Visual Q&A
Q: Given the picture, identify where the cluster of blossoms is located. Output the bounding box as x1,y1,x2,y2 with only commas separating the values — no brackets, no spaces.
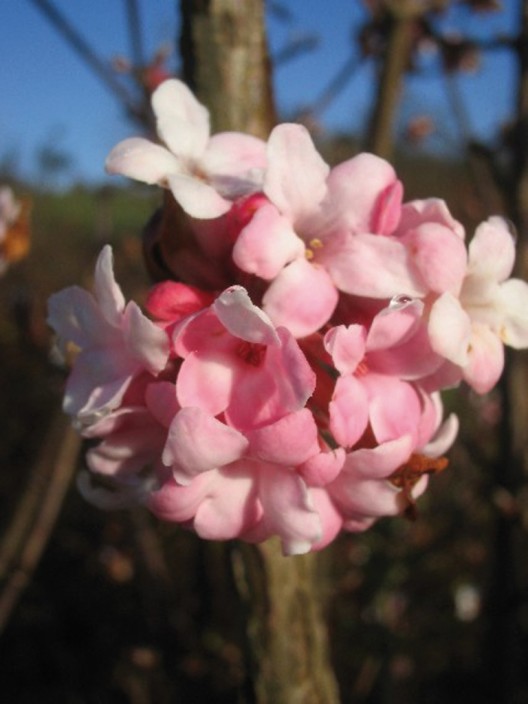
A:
48,79,528,555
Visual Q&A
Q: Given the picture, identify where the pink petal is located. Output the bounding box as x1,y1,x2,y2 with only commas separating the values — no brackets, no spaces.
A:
152,79,210,159
324,324,366,374
363,374,421,444
145,281,214,322
395,198,465,239
105,137,181,184
404,223,467,295
163,407,248,483
148,472,214,523
326,232,424,299
366,301,423,351
264,124,329,222
145,381,180,428
258,463,322,555
329,376,369,449
226,329,315,431
298,448,346,487
326,153,401,234
263,258,338,337
176,349,234,416
367,318,443,381
193,466,261,540
214,286,280,346
344,435,414,478
246,409,319,466
232,203,305,280
333,476,403,518
309,488,343,550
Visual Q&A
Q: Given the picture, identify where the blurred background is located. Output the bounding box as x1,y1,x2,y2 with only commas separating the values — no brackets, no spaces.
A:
1,1,528,702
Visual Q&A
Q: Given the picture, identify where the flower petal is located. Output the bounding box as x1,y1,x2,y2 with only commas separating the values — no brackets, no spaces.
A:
163,407,248,483
247,409,319,466
123,302,170,374
464,323,504,394
94,245,126,326
203,132,267,192
264,124,329,223
327,232,424,299
326,153,401,234
152,79,210,159
232,203,305,280
213,286,280,346
263,258,338,337
497,278,528,348
258,464,322,555
428,292,471,367
167,173,231,219
324,324,366,375
105,137,181,184
468,216,515,282
329,376,369,449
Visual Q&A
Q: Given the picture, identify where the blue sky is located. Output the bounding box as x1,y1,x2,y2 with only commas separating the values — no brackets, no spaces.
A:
0,0,521,185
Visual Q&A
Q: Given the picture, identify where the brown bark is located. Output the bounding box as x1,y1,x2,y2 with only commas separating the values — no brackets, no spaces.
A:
231,541,340,704
178,3,340,702
180,0,276,137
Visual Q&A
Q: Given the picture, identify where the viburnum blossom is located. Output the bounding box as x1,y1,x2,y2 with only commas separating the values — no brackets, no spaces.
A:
106,79,267,219
47,79,528,555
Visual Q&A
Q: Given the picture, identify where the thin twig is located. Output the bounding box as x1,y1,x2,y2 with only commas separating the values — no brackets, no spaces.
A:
27,0,142,121
0,410,80,634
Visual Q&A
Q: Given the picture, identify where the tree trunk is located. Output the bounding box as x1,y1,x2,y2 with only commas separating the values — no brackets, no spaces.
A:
180,0,276,137
178,3,340,702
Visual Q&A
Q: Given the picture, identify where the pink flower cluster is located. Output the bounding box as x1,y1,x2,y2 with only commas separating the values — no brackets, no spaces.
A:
48,79,528,554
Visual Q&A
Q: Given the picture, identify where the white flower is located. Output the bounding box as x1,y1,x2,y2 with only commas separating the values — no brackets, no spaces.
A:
106,79,266,219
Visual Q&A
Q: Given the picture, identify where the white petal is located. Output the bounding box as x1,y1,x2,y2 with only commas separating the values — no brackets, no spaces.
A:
428,293,471,367
167,173,231,219
468,216,515,282
264,123,329,223
105,137,181,184
497,278,528,348
94,246,125,327
213,286,279,346
152,79,210,158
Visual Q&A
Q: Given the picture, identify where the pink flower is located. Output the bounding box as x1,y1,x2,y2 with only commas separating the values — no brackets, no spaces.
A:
47,246,170,423
173,285,315,429
428,217,528,393
106,79,267,219
327,395,458,528
232,124,419,336
324,300,442,450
